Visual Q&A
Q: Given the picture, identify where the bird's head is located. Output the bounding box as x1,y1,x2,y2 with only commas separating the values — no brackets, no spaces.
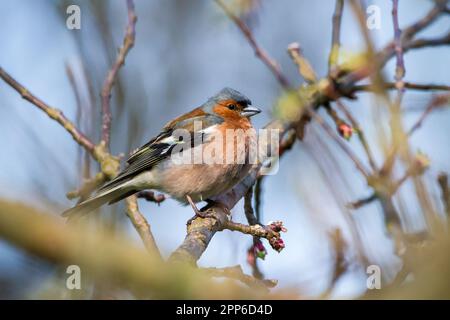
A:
203,87,261,119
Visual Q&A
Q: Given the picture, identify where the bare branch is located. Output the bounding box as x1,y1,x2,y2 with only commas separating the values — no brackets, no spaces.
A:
223,220,286,252
101,0,137,148
215,0,291,88
328,0,344,73
287,42,317,84
348,193,377,209
244,188,258,226
407,32,450,50
334,100,377,170
0,66,96,155
307,107,371,178
392,0,406,94
243,188,265,279
352,82,450,93
322,228,347,298
125,195,161,258
407,93,450,136
338,4,449,94
401,0,448,40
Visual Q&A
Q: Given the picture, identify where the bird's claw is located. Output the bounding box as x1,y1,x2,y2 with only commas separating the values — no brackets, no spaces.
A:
186,208,217,226
186,195,224,226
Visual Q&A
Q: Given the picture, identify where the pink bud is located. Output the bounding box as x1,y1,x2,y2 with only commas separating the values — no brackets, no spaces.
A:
338,123,353,141
254,240,267,260
268,221,287,233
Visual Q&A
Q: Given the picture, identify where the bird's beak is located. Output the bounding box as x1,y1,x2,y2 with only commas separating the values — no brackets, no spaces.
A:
241,106,261,117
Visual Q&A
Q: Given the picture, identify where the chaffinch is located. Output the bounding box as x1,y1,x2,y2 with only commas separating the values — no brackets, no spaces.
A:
63,87,261,217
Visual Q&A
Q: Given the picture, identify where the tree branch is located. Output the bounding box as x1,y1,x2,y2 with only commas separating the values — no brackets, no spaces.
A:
215,0,291,88
287,42,317,84
101,0,137,148
335,100,377,170
352,82,450,93
392,0,405,93
224,219,286,252
328,0,344,74
125,195,161,258
407,93,450,136
0,66,96,155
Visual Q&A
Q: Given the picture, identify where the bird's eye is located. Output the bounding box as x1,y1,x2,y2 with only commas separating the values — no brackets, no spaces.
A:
227,104,237,110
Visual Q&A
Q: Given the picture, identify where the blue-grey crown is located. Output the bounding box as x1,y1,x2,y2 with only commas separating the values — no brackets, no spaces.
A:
202,87,252,113
210,87,252,105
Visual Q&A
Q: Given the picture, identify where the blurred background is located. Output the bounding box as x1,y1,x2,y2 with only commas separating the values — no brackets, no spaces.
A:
0,0,449,299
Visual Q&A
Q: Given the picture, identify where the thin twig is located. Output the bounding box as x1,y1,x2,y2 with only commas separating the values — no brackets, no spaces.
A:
337,4,449,94
408,32,450,49
215,0,291,88
328,0,344,73
324,103,351,137
407,93,450,136
348,193,377,209
401,0,447,41
125,195,161,258
323,228,347,298
66,63,88,184
307,107,370,178
244,188,265,279
334,100,377,171
392,0,405,94
287,42,317,84
352,82,450,93
0,66,96,155
101,0,137,148
349,154,430,210
244,188,258,226
223,220,286,253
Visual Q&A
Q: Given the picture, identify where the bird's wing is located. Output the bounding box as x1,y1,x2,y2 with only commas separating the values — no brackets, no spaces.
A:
97,113,224,192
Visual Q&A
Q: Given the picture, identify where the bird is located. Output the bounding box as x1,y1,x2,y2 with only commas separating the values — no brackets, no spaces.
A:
62,87,261,218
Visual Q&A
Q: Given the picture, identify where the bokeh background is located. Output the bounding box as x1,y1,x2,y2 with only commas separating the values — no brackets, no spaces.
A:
0,0,449,298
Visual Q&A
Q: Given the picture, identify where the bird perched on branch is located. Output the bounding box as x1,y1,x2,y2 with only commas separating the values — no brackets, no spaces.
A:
63,87,261,218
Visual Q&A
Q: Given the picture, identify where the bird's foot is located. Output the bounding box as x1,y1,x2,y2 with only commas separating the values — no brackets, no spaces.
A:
185,196,227,225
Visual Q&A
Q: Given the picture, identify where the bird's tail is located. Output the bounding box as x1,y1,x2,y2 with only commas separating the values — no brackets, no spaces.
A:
62,184,135,218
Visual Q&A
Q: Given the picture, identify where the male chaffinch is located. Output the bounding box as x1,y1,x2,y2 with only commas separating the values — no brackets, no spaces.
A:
63,87,261,217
